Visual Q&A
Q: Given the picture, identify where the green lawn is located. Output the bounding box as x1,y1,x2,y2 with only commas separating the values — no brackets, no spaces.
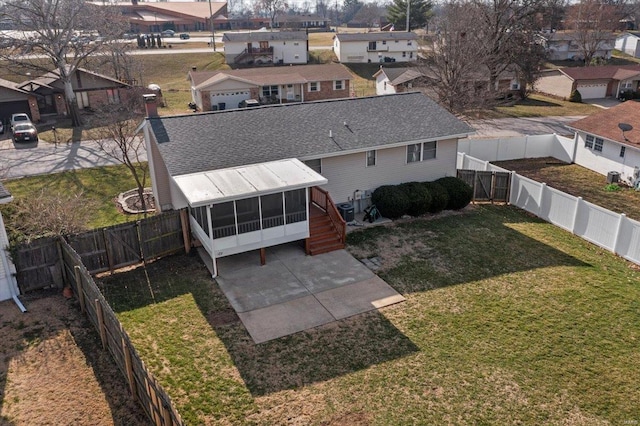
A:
0,164,149,240
97,205,640,424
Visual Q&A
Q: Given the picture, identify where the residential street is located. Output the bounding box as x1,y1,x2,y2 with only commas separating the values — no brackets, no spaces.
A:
0,115,579,180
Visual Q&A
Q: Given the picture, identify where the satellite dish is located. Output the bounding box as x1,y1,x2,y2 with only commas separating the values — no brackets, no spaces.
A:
148,83,161,91
618,123,633,132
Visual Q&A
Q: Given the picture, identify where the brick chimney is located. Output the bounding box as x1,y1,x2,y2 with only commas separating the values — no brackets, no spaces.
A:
143,94,158,118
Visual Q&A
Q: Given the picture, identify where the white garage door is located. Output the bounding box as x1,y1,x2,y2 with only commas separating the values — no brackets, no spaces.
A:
209,91,251,111
576,83,607,99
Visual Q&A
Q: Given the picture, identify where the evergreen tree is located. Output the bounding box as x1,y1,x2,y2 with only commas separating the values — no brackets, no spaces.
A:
386,0,433,31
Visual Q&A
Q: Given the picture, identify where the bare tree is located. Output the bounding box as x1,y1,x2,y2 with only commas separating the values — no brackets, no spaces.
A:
316,0,330,18
259,0,289,28
353,3,384,29
0,0,129,127
565,0,621,65
86,89,149,214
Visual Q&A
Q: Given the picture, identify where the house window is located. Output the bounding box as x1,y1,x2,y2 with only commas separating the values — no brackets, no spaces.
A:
402,51,406,57
304,158,321,174
366,150,376,167
511,82,520,90
622,81,633,89
407,141,437,163
76,91,89,109
620,146,626,158
585,134,594,149
382,40,387,45
368,41,376,50
334,80,344,90
594,137,603,152
262,85,279,97
308,82,320,92
407,41,412,46
294,42,299,46
409,52,413,59
106,89,119,104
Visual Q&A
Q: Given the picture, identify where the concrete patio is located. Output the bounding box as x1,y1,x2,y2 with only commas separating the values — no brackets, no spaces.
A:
208,243,405,344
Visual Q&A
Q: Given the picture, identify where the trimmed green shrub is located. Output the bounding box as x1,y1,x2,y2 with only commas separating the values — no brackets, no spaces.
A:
423,182,449,214
569,89,582,103
371,185,410,219
399,182,432,216
435,176,473,210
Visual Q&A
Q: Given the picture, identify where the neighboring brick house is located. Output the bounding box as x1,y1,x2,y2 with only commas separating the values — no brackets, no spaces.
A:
0,78,40,125
535,65,640,100
16,67,131,118
189,63,354,111
222,31,309,65
333,32,418,63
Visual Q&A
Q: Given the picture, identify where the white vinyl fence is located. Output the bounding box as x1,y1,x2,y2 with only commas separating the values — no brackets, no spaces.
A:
458,134,576,165
459,153,640,266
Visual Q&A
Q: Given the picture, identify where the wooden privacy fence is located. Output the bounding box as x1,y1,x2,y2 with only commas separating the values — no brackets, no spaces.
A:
60,238,184,426
14,210,187,292
457,169,511,203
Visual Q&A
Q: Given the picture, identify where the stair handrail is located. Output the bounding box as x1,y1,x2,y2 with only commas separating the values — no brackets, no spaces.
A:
310,187,346,244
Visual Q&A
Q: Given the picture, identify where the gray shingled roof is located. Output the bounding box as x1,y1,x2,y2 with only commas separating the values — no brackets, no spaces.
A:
148,93,474,177
0,182,12,202
222,31,308,42
335,32,418,42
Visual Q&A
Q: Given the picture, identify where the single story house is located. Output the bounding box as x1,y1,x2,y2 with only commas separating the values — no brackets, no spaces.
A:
273,14,331,30
537,31,616,61
333,32,418,63
16,67,131,117
222,31,308,66
566,100,640,184
141,92,473,271
615,31,640,58
189,63,354,111
0,182,24,312
535,65,640,99
0,78,40,125
101,1,228,33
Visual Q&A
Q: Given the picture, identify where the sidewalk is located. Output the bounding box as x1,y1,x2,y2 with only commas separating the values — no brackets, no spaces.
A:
0,137,147,180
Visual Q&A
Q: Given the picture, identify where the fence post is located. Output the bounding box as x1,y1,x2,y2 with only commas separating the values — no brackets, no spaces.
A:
571,197,583,234
103,228,115,274
122,336,138,402
179,209,191,254
74,265,86,313
56,238,67,288
484,160,490,171
612,213,626,255
537,183,547,217
508,171,517,205
95,299,107,350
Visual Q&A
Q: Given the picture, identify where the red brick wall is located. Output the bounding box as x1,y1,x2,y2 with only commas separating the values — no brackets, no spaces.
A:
305,79,351,101
27,95,40,122
55,93,67,116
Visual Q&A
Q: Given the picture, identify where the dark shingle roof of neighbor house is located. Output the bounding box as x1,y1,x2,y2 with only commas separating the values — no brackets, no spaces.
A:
148,92,474,177
0,182,12,202
561,65,640,81
568,100,640,147
222,31,308,42
190,63,354,89
335,32,418,42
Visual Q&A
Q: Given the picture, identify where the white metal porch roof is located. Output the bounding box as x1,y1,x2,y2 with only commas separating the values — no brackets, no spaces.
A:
173,158,328,207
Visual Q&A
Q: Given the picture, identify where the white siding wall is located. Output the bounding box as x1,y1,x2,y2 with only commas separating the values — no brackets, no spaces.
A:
574,132,640,184
615,34,640,58
336,40,368,62
224,40,307,64
320,138,458,207
376,74,396,95
336,39,417,63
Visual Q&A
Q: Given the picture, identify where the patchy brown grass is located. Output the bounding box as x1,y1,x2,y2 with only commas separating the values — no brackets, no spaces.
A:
494,157,640,221
0,292,148,425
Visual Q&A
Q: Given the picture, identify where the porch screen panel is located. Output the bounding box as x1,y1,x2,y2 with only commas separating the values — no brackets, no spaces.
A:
190,205,210,237
236,197,260,234
285,189,307,224
261,193,284,228
211,201,236,239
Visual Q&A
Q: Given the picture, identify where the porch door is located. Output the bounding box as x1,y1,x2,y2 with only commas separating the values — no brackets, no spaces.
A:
259,41,269,50
247,42,252,52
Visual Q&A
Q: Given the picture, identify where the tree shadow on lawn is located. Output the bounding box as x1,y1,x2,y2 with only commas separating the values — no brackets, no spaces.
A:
97,206,590,396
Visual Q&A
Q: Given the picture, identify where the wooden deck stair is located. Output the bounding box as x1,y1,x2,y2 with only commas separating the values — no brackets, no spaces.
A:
306,187,347,256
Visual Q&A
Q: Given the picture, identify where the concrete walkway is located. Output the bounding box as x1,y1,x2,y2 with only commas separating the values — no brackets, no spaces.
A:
212,243,405,344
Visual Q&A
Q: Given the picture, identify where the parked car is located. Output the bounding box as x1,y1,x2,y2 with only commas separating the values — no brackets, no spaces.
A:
179,33,190,40
238,99,260,108
161,29,175,37
12,123,38,142
10,113,31,132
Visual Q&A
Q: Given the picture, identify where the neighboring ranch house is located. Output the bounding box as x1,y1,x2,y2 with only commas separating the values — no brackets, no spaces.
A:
537,31,616,61
535,65,640,99
141,92,473,271
333,32,418,63
616,31,640,58
189,64,354,111
567,101,640,185
222,31,308,66
374,66,426,95
0,78,40,125
17,67,131,117
0,182,24,312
